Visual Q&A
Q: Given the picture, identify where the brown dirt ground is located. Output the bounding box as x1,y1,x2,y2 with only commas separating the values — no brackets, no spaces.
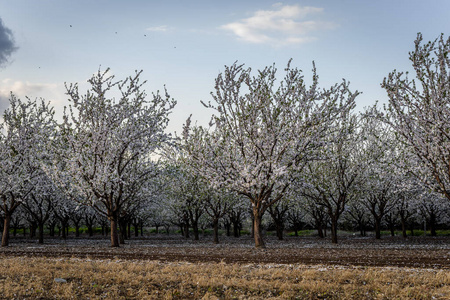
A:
0,235,449,269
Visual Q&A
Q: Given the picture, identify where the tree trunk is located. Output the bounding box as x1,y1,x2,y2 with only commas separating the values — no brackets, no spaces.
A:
134,222,139,237
225,220,231,237
110,218,119,247
75,224,80,237
183,222,190,238
61,223,66,239
316,220,324,238
49,223,55,237
192,222,199,241
253,214,265,248
430,214,437,236
87,224,93,237
38,223,44,244
401,216,407,238
330,218,338,244
30,223,37,238
233,221,240,237
275,222,284,240
375,218,382,239
213,218,219,244
2,215,11,247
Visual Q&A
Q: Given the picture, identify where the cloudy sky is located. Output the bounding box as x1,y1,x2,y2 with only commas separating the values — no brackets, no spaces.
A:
0,0,449,133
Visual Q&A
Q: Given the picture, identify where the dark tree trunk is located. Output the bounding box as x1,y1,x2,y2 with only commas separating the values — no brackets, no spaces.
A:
38,222,45,244
87,224,93,237
233,221,240,237
375,218,382,239
390,226,395,237
183,222,189,239
275,223,284,240
213,219,219,244
316,221,324,238
429,213,437,236
61,224,66,239
110,218,119,247
330,218,338,244
192,222,199,241
2,215,11,247
30,222,37,238
48,222,56,237
224,219,231,237
133,219,139,237
400,216,407,238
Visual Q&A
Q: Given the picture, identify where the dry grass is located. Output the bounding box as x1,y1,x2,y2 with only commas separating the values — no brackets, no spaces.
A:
0,256,448,299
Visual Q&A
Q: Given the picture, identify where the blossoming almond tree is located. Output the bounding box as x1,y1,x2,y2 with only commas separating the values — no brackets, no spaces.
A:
383,33,450,201
0,95,55,246
50,68,175,247
301,110,371,244
183,60,357,248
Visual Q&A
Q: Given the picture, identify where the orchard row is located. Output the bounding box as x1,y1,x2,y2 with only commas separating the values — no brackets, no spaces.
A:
1,33,449,248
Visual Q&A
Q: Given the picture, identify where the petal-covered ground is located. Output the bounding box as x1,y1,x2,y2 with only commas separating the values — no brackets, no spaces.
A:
1,235,449,269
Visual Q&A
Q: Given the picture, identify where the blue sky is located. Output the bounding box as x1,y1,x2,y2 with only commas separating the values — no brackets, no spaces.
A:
0,0,449,133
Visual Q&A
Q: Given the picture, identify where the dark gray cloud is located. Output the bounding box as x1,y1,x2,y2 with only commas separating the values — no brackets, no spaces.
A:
0,17,18,67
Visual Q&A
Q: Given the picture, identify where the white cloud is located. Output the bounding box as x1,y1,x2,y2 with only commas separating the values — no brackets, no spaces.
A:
221,4,336,46
146,25,170,32
0,79,64,117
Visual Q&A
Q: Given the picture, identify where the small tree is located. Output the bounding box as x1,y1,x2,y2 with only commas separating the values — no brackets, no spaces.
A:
183,60,357,248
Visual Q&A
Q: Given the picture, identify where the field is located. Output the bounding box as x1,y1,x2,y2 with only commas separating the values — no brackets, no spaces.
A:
0,235,449,299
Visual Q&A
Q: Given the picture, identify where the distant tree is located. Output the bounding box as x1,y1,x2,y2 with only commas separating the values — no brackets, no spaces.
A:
183,60,357,248
48,68,175,247
360,107,400,239
267,198,291,240
301,111,364,243
417,191,449,236
204,188,238,244
21,173,55,243
344,199,369,236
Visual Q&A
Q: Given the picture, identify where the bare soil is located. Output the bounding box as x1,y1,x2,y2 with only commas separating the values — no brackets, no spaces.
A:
1,235,449,269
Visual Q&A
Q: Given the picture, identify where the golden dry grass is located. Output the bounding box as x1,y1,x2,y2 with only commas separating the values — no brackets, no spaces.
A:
0,256,448,299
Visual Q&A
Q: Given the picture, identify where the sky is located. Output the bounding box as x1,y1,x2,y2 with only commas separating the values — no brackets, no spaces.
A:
0,0,449,134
